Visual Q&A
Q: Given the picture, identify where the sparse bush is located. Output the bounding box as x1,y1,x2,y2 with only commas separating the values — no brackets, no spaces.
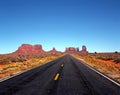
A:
0,59,11,64
95,52,97,54
10,58,26,62
114,59,120,64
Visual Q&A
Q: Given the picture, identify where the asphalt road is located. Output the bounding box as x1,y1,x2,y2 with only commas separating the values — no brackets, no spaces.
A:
0,54,120,95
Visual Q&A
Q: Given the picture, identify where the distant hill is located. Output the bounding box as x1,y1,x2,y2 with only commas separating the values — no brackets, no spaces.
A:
65,45,88,54
13,44,61,55
1,44,88,55
47,48,61,54
14,44,45,54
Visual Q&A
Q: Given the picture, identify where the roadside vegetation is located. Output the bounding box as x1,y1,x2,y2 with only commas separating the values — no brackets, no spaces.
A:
73,53,120,82
0,53,64,79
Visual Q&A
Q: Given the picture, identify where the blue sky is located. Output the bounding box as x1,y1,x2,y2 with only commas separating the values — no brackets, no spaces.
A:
0,0,120,54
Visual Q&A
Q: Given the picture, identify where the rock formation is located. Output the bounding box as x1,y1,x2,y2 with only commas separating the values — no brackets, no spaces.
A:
13,44,88,55
65,45,88,54
48,48,60,54
79,45,88,54
65,47,78,53
14,44,45,54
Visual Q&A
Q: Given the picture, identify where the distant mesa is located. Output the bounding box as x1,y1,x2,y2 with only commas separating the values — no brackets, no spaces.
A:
14,44,61,55
12,44,88,55
14,44,45,54
65,45,88,54
80,45,88,54
47,47,61,54
65,47,79,53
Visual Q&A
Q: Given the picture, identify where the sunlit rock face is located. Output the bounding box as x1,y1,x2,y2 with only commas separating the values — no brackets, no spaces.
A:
48,48,60,54
80,45,88,54
14,44,45,54
65,47,78,53
65,45,88,54
13,44,88,55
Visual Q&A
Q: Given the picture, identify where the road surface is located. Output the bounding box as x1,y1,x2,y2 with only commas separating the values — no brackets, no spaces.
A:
0,54,120,95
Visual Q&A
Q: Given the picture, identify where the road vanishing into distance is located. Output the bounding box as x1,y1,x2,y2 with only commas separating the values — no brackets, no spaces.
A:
0,54,120,95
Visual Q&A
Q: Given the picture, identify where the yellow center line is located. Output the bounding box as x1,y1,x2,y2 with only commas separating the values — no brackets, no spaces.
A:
61,64,64,67
54,73,60,81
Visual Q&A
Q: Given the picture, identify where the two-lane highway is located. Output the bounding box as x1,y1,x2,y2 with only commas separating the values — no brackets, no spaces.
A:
0,54,120,95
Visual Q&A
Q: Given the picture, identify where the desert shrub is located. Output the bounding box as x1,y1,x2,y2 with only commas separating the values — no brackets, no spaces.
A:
115,51,118,53
0,59,11,64
94,52,97,54
114,59,120,64
97,57,112,60
10,57,26,62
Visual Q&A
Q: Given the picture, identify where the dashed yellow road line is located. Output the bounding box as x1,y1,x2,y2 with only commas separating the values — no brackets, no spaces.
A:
61,64,64,67
54,73,60,81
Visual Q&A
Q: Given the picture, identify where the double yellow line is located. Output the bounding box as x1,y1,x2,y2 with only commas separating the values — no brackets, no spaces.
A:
54,64,64,81
54,73,60,81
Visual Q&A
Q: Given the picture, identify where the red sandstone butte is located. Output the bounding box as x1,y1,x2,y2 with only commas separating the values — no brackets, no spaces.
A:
48,48,60,54
14,44,45,54
80,45,88,54
65,45,88,54
65,47,79,53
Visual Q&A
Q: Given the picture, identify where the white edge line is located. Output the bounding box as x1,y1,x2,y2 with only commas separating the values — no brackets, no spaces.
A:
77,58,120,87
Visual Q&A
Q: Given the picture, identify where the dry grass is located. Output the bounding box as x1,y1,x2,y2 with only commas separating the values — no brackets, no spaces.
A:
72,53,120,82
0,53,64,79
